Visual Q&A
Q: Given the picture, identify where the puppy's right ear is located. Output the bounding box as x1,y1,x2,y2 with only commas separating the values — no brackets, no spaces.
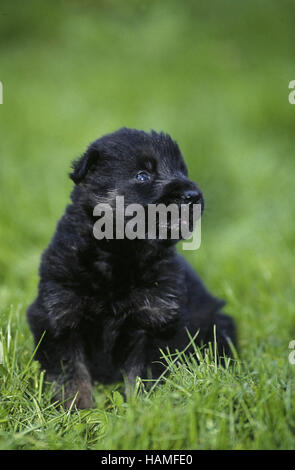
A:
70,145,100,184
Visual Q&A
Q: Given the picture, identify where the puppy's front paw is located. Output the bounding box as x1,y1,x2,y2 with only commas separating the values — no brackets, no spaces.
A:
53,379,94,410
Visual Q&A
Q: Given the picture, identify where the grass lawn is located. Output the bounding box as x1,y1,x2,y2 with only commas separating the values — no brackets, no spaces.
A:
0,0,295,450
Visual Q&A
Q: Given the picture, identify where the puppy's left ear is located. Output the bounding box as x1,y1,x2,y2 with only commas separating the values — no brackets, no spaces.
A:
70,145,100,184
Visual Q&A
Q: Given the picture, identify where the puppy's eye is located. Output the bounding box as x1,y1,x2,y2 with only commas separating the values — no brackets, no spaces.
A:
136,171,150,182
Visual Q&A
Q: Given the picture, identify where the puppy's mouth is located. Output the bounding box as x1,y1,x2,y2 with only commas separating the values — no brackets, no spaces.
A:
148,186,204,240
161,208,201,240
142,194,203,241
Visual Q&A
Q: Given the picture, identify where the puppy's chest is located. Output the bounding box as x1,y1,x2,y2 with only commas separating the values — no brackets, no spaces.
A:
109,269,186,327
91,255,187,328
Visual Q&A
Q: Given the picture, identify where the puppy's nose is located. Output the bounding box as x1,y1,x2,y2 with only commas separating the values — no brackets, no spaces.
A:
182,190,202,205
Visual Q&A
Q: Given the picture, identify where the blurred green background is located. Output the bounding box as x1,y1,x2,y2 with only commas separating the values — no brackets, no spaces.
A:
0,0,295,449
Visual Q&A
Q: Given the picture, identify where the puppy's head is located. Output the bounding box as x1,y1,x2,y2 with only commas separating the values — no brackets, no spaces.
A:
70,128,203,242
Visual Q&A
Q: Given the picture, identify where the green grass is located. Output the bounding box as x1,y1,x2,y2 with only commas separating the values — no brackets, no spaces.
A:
0,0,295,450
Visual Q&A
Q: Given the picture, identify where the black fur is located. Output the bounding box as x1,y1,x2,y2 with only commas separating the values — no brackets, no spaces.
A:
27,128,236,408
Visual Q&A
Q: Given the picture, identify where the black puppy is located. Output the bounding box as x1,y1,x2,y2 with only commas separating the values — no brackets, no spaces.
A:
27,128,236,408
